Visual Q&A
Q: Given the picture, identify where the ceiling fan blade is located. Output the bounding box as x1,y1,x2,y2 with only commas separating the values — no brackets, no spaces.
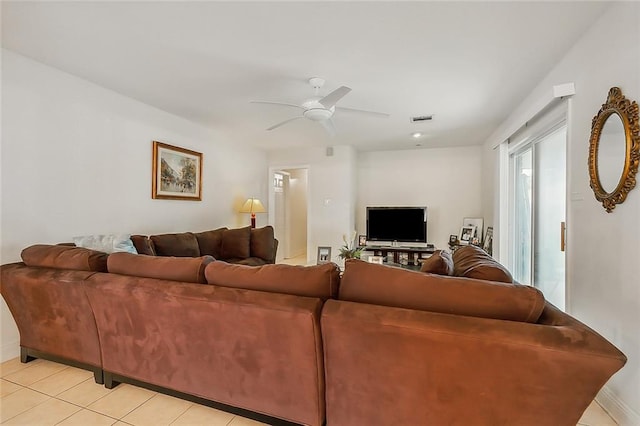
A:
320,118,337,138
250,100,303,110
319,86,352,109
335,106,390,117
267,116,303,131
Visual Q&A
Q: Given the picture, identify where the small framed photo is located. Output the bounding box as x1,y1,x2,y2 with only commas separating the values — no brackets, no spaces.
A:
449,234,458,244
367,255,384,264
317,246,332,264
358,235,367,246
483,227,493,254
459,225,476,245
463,217,483,240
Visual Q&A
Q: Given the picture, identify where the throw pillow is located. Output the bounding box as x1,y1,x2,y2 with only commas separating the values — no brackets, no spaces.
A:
339,259,544,323
220,226,251,259
73,234,137,254
452,245,513,283
194,227,227,258
130,235,156,256
21,244,109,272
108,252,214,283
149,232,200,257
419,250,453,275
250,226,276,262
204,261,341,300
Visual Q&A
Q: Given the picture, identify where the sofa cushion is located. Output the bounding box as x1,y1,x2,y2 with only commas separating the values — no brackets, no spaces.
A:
419,250,453,275
220,226,251,259
107,252,213,283
453,245,513,283
250,226,276,261
339,259,544,323
73,234,137,254
21,244,108,272
130,235,156,256
150,232,200,257
195,227,227,258
205,261,341,299
227,257,270,266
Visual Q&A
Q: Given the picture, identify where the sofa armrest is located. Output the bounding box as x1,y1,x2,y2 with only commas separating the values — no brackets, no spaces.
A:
321,299,626,426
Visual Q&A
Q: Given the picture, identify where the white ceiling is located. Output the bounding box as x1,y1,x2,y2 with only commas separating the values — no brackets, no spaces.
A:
1,1,608,152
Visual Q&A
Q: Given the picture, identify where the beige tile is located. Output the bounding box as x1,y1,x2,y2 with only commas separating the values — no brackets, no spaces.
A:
57,377,114,407
87,383,155,419
29,366,93,396
3,359,68,386
3,397,81,425
121,393,191,426
0,357,43,378
56,408,118,425
228,415,269,426
0,387,50,422
171,403,235,426
0,378,24,397
578,400,617,426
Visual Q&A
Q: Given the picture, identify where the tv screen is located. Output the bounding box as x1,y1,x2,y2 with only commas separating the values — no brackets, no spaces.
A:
366,207,427,244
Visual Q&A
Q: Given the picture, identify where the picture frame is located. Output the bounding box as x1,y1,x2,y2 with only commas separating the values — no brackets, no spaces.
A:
367,255,384,265
463,217,483,241
152,141,202,201
317,246,332,264
459,225,476,245
358,235,367,246
483,226,493,255
449,234,459,244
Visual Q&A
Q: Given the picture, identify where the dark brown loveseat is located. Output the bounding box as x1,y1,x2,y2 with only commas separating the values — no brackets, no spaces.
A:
130,225,278,266
0,244,626,426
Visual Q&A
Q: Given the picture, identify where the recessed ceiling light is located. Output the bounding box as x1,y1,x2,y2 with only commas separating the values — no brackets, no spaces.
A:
412,132,423,138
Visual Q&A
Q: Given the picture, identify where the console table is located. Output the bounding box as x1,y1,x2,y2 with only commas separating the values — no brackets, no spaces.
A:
359,245,435,269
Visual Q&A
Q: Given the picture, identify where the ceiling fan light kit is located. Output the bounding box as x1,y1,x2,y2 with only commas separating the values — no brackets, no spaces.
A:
250,77,389,136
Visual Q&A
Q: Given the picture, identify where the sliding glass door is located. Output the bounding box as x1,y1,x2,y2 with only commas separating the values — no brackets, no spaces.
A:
510,125,566,310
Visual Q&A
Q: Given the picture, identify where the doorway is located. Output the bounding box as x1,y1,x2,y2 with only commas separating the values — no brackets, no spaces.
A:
270,167,308,264
509,123,567,310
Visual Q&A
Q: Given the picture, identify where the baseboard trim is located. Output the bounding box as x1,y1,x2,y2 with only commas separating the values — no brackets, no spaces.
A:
597,385,640,426
1,339,19,363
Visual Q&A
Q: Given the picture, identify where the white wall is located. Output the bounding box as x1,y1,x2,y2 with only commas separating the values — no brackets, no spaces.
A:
268,146,356,266
357,146,483,250
483,3,640,423
1,49,268,361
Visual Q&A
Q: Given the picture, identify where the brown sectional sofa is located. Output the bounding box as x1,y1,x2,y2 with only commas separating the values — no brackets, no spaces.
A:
0,244,627,426
131,225,278,266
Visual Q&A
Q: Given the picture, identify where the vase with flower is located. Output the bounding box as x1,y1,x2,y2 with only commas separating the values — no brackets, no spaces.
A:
338,231,362,260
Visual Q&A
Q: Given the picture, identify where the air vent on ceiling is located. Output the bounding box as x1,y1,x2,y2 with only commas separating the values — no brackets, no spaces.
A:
410,115,433,123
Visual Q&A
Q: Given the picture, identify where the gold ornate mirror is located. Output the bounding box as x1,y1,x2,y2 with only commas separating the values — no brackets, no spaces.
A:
588,87,640,212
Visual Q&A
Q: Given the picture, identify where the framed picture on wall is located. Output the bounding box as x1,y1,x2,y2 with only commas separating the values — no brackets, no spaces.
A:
152,141,202,201
317,246,332,264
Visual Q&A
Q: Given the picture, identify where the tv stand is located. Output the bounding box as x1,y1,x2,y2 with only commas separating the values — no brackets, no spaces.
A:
360,245,435,268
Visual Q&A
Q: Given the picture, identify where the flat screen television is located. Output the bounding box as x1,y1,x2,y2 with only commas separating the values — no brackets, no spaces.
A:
366,206,427,244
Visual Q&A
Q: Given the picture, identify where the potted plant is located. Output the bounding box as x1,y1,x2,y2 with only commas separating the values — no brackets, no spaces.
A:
338,231,362,260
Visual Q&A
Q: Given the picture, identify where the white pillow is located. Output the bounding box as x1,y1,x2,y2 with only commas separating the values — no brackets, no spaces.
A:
73,234,138,254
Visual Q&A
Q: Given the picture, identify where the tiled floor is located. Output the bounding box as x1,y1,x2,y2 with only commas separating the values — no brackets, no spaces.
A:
279,253,308,266
0,358,267,425
0,357,617,425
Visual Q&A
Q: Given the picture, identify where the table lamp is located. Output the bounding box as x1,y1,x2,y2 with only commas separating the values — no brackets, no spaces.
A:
239,198,266,228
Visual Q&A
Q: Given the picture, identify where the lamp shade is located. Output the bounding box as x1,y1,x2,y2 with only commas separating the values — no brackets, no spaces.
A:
239,198,266,214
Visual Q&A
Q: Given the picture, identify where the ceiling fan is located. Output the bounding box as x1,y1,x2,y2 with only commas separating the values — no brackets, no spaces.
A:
250,77,389,136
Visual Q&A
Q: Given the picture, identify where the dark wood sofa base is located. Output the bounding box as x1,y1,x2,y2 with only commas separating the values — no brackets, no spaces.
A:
103,371,301,426
21,346,104,384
